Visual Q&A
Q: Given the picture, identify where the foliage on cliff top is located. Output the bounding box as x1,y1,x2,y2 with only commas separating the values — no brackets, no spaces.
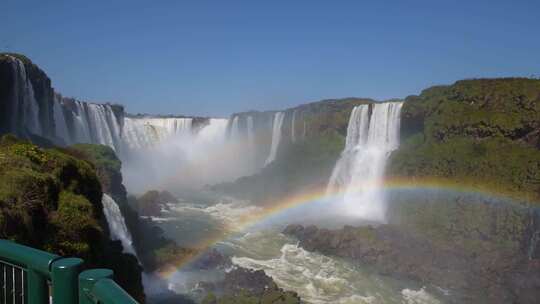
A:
0,136,145,301
0,134,103,257
390,78,540,203
69,143,121,172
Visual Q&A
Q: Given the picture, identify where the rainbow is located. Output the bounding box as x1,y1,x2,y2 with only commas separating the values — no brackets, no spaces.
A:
156,177,538,278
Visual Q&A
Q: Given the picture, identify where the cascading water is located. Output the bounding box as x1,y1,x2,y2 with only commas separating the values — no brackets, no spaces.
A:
102,193,138,256
53,96,70,143
246,116,255,147
291,110,296,143
51,98,125,150
70,101,92,143
229,116,240,139
121,117,193,149
327,102,403,221
8,56,42,135
264,112,285,166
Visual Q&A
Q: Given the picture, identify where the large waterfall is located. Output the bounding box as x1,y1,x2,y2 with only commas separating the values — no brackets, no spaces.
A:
327,102,403,221
122,117,193,149
265,112,285,166
52,96,124,150
291,110,297,143
4,55,42,135
102,193,138,256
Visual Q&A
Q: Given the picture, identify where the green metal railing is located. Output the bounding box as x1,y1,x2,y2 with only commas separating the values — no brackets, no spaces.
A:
0,239,138,304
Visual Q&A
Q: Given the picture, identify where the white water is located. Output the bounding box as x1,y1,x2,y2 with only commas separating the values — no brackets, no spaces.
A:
246,116,255,147
101,193,137,256
51,98,125,150
120,117,261,192
121,117,193,149
224,231,441,304
264,112,285,166
53,96,70,142
291,110,297,142
8,56,42,135
327,102,403,221
229,116,240,139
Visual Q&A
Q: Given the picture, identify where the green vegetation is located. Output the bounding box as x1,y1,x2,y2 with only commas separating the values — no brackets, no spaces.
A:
389,78,540,203
69,143,191,273
0,135,144,302
0,134,102,250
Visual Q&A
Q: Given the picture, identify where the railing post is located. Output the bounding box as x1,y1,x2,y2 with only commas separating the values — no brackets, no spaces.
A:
26,269,48,304
79,269,113,304
50,258,84,304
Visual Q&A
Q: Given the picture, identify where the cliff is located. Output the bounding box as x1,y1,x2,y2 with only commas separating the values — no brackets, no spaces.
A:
389,78,540,203
0,135,144,301
0,53,210,152
0,54,56,140
70,145,192,273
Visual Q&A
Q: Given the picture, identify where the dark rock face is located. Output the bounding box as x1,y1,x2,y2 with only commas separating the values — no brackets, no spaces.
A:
284,222,540,304
201,267,302,304
0,54,56,139
136,190,177,216
190,249,231,270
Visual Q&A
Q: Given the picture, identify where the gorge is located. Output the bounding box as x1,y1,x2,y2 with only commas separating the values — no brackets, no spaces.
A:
1,53,539,304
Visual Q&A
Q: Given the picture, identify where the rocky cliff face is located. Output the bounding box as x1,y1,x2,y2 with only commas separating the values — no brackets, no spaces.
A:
0,54,56,139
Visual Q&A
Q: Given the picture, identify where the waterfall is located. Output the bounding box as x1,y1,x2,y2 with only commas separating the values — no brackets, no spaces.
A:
327,102,403,221
87,104,117,148
71,101,92,143
121,117,193,150
8,56,42,135
264,112,285,166
53,96,70,143
101,193,137,256
291,110,296,143
246,116,255,146
197,118,228,144
229,116,240,139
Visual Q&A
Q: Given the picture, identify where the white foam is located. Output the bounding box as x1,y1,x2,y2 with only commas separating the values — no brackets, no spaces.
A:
231,243,374,304
401,287,441,304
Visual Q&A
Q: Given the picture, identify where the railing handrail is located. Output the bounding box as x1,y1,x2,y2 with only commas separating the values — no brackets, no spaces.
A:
0,239,59,277
0,239,139,304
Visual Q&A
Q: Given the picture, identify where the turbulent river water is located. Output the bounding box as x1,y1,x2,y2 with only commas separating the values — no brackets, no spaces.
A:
148,191,444,304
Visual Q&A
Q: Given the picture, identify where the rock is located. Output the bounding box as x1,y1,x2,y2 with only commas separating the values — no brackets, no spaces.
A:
200,267,301,304
283,222,540,304
136,190,177,216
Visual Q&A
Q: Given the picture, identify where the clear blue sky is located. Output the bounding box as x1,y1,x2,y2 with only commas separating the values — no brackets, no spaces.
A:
2,1,539,117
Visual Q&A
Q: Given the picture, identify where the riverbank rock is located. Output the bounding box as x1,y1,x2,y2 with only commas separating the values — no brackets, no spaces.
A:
283,221,540,304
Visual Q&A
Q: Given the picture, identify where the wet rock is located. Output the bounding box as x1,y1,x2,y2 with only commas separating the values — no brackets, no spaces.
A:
283,223,540,304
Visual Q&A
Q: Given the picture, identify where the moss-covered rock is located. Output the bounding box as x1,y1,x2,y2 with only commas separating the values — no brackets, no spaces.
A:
0,135,145,302
389,78,540,203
